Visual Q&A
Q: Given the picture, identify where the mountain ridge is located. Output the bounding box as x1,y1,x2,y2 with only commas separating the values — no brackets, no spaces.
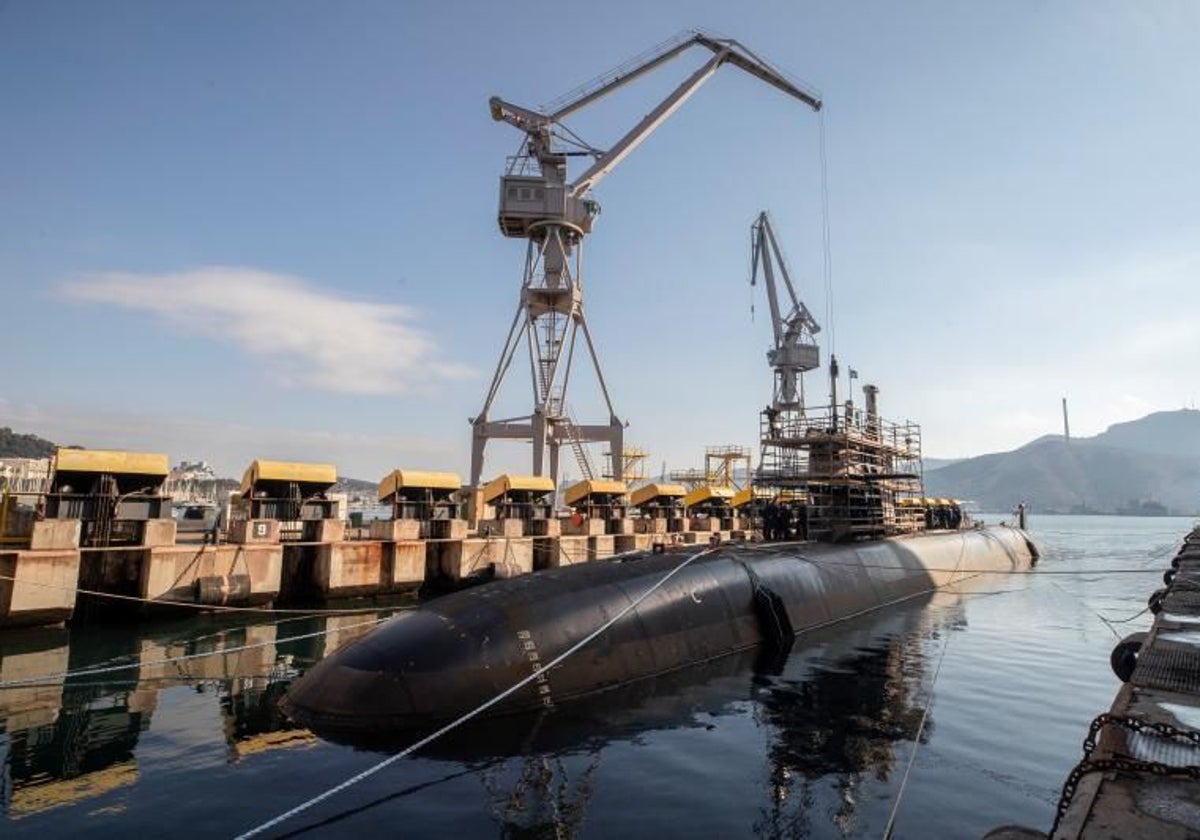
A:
925,409,1200,514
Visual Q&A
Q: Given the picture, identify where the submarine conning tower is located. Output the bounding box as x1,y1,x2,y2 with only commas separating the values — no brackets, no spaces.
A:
757,376,929,543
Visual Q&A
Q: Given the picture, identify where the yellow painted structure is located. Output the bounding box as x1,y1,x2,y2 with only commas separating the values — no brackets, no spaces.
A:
53,448,168,477
630,483,686,508
240,460,337,495
482,474,555,504
564,479,628,508
898,497,960,508
377,470,461,502
683,484,736,509
731,486,773,509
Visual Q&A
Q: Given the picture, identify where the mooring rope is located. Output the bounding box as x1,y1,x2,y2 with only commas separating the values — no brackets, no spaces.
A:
0,616,392,690
881,534,969,838
233,546,719,840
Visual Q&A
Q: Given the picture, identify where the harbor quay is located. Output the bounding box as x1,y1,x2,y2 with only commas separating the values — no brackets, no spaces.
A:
0,449,758,628
1046,523,1200,838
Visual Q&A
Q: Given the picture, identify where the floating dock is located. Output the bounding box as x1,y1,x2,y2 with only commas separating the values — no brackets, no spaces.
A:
1050,524,1200,838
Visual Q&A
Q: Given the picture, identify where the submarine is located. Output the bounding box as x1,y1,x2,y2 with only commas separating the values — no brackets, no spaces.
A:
283,526,1036,734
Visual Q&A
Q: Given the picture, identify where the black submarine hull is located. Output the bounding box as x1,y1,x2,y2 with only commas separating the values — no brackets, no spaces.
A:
282,527,1036,733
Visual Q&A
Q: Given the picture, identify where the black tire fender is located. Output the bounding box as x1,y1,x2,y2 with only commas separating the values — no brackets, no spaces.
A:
1110,632,1148,683
1148,588,1167,615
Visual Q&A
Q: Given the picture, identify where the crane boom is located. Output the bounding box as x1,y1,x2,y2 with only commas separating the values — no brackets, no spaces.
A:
750,211,821,409
490,29,822,201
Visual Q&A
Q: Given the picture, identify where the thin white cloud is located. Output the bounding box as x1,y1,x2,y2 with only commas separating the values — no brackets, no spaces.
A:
61,267,473,395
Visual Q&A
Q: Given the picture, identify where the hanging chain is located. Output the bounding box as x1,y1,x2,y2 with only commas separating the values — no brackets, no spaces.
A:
1050,713,1200,837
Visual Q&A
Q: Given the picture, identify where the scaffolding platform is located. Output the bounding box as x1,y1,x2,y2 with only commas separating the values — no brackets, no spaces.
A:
757,404,924,542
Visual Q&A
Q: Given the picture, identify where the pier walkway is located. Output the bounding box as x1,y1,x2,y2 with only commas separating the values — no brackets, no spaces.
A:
1051,525,1200,838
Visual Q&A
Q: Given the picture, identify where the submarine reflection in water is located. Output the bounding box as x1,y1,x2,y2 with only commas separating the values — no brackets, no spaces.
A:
300,593,962,839
0,615,385,821
284,528,1034,732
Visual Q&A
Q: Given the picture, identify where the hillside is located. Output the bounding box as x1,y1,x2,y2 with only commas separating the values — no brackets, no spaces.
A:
0,427,56,459
925,410,1200,514
1089,408,1200,457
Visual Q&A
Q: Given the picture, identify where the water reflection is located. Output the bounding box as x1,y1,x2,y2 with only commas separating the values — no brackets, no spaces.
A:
0,613,387,820
0,591,967,835
753,611,962,837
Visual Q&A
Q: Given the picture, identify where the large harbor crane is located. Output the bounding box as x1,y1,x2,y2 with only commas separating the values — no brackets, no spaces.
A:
750,210,822,411
470,30,823,490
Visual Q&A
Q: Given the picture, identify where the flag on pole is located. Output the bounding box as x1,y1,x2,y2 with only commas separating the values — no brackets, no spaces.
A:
849,368,859,380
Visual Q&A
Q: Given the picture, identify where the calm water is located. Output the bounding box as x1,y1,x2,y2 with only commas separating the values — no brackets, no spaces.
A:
0,515,1188,837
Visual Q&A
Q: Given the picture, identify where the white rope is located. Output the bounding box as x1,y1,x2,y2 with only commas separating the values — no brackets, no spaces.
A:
880,535,969,838
234,546,718,840
0,616,391,689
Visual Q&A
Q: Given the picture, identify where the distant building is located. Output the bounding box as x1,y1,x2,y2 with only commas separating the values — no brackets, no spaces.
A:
0,457,51,495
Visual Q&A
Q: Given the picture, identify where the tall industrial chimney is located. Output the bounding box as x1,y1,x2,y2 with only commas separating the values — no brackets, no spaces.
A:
1062,397,1071,442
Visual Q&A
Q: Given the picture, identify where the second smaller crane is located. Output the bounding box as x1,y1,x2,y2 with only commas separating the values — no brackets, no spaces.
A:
750,211,821,411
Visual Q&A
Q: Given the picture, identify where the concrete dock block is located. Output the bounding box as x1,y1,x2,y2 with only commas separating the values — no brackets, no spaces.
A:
141,544,283,605
432,537,533,580
634,518,667,535
477,519,524,539
0,549,81,627
614,534,637,554
614,533,658,554
393,540,426,587
313,542,388,597
561,517,606,536
141,518,177,548
369,519,421,542
228,519,281,545
304,540,425,598
495,538,534,578
314,519,345,543
558,535,589,566
588,535,616,561
29,520,81,551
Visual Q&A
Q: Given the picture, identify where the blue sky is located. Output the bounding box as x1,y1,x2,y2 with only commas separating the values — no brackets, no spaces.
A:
2,1,1197,479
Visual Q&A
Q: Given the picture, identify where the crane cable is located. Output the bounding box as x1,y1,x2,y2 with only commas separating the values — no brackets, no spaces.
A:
818,108,835,357
234,545,719,840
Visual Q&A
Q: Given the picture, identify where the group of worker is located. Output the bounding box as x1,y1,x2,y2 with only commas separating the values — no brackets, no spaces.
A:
761,502,808,542
925,502,963,530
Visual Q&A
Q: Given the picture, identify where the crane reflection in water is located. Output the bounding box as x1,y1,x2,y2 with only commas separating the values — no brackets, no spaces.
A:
0,593,965,836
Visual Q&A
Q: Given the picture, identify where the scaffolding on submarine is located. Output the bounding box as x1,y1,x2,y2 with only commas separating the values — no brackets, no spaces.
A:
757,394,925,542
